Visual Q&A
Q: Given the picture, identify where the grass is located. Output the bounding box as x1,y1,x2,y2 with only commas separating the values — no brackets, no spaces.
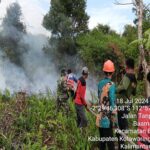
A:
0,92,99,150
0,81,144,149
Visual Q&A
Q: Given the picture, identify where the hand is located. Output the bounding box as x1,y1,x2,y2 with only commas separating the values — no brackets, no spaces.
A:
96,114,101,120
96,114,101,127
85,105,90,112
86,101,93,108
111,107,117,114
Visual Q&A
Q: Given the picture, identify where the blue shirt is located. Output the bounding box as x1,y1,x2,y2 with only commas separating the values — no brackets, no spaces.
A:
67,73,78,83
98,77,116,110
98,77,116,128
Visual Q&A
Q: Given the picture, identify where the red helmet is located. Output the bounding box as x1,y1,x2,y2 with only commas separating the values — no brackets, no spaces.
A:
103,60,115,72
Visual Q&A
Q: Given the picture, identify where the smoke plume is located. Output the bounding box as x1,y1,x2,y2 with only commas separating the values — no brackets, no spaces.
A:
0,2,59,93
0,34,58,93
0,2,98,98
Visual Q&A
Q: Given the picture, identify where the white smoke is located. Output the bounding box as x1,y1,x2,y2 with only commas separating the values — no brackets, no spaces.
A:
0,34,58,94
0,2,97,96
0,50,29,92
22,33,58,93
85,75,98,102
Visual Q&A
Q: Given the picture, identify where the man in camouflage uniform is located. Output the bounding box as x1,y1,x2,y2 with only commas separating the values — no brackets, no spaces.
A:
57,69,69,115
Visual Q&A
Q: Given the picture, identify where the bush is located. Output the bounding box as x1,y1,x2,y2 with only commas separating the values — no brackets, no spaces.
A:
0,93,99,149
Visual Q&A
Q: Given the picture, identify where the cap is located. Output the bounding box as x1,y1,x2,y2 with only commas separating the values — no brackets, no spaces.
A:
82,66,89,74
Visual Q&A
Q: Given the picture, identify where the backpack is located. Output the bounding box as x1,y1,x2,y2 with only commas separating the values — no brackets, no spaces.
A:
96,82,114,127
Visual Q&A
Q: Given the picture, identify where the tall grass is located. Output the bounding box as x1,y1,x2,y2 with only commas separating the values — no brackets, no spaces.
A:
0,93,99,150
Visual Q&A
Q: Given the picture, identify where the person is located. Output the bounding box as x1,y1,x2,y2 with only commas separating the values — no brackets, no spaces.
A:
137,71,150,150
57,69,69,115
97,60,117,150
74,67,89,129
117,58,137,150
67,69,78,98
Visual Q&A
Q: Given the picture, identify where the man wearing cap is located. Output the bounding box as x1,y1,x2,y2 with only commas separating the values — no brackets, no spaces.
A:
74,67,89,129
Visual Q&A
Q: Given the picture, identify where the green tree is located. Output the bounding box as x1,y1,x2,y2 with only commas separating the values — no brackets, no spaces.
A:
133,6,150,33
77,24,127,76
122,25,138,59
2,2,26,33
143,8,150,32
96,24,117,35
129,28,150,62
0,2,27,66
123,24,137,44
43,0,89,67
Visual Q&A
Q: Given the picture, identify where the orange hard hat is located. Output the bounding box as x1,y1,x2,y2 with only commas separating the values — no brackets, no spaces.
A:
103,60,115,72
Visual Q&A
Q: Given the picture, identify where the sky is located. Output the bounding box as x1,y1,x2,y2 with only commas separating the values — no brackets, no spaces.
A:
0,0,149,35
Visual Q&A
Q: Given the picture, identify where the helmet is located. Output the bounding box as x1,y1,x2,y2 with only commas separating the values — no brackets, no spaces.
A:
103,60,115,72
82,66,89,74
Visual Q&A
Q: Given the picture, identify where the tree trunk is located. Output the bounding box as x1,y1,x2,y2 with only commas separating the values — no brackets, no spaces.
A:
136,0,150,97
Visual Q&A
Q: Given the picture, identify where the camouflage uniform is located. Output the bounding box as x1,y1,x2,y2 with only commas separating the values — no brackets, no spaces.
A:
57,76,69,115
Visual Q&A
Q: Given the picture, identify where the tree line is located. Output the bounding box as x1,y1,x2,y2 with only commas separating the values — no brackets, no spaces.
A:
43,0,150,96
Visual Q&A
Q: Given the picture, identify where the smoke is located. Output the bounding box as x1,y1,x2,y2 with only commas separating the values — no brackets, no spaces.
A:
0,33,58,93
85,76,98,102
0,2,98,97
0,2,59,94
0,50,29,92
21,34,58,93
0,29,97,96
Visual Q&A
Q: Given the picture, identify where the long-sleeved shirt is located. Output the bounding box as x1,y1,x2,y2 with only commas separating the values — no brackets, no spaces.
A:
98,77,117,128
117,73,137,106
98,77,116,111
74,76,86,106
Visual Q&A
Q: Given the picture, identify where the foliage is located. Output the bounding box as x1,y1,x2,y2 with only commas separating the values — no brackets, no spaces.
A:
0,82,146,149
143,8,150,32
43,0,89,69
2,2,26,33
123,24,137,44
133,6,150,33
144,28,150,50
125,40,139,60
129,28,150,62
0,93,99,149
125,5,150,60
0,2,27,66
77,24,127,75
